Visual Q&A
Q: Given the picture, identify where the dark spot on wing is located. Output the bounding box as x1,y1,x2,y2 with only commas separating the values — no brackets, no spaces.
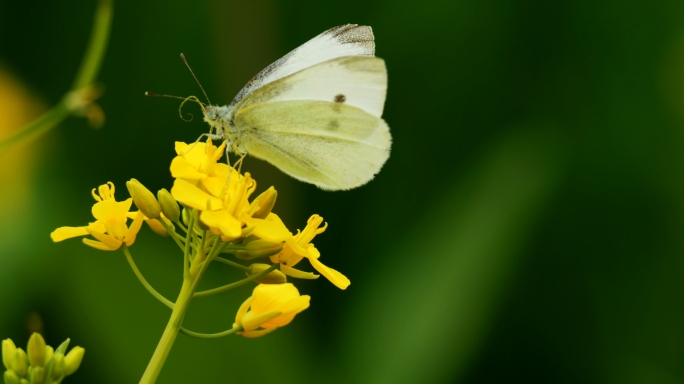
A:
334,94,346,103
327,120,340,130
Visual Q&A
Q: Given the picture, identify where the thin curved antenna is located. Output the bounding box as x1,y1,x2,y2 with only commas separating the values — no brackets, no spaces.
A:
178,95,206,121
180,53,211,105
145,92,206,122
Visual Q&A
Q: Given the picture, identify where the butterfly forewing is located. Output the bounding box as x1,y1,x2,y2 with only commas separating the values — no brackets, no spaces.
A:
229,24,376,107
234,56,387,118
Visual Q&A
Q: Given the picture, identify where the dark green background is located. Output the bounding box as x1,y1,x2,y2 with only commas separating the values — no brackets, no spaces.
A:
2,0,684,382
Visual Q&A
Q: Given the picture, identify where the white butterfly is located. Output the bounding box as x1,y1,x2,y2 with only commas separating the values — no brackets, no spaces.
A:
178,24,391,191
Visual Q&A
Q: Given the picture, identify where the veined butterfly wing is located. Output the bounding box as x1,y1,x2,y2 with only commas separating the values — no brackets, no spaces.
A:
229,24,375,107
229,51,390,190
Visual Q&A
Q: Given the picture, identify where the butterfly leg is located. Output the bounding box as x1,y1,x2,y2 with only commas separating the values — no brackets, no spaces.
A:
180,133,223,155
232,153,247,174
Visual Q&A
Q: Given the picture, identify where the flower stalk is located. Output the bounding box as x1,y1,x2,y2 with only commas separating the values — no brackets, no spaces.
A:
0,0,113,153
51,139,347,383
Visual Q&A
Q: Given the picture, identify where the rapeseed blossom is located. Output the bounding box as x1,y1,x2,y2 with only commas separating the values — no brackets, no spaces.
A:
234,283,310,338
51,182,144,250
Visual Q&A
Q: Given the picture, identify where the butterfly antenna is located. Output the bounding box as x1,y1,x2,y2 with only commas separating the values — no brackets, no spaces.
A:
147,93,205,121
145,92,189,101
180,53,212,105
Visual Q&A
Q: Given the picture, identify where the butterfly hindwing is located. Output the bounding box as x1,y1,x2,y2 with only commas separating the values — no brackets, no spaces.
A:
234,100,391,190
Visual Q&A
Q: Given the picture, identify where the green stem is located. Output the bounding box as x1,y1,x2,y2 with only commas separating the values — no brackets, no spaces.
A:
139,277,194,384
138,224,228,383
123,246,173,309
183,212,195,280
0,0,113,153
158,219,185,251
194,264,278,298
180,325,243,339
175,220,188,233
72,0,113,89
220,245,246,254
214,257,249,271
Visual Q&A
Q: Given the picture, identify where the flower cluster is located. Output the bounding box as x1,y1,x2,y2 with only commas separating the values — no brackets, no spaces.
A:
51,139,350,339
2,333,84,384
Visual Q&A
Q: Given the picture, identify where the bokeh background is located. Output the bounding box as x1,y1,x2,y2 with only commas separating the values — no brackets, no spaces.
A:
2,0,684,382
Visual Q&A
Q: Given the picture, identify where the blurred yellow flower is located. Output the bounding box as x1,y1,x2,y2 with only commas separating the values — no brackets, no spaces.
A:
271,215,350,290
50,182,144,250
234,283,310,338
170,140,290,242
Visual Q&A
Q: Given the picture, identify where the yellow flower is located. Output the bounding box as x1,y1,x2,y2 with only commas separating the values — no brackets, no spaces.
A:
50,182,144,251
234,283,310,338
170,140,290,242
271,215,350,290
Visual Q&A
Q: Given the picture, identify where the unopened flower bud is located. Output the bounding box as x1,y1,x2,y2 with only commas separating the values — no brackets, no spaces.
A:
251,187,277,219
126,179,161,219
11,348,28,377
50,353,64,379
4,370,19,384
158,188,180,222
30,366,45,384
2,338,17,370
64,347,84,376
246,239,283,259
182,208,190,225
247,263,287,284
235,250,250,260
145,217,174,237
43,346,53,367
27,333,46,367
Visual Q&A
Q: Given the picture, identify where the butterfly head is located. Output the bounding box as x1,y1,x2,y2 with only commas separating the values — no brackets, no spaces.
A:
203,105,236,141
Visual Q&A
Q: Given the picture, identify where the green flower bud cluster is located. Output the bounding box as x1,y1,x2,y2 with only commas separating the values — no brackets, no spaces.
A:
126,180,181,237
2,334,84,384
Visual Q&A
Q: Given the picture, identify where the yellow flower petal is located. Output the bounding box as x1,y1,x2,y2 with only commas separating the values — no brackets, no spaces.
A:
124,211,145,246
309,256,350,290
82,238,115,251
92,198,132,221
200,209,242,239
175,141,206,166
240,327,279,338
241,311,283,331
280,264,319,280
86,227,122,250
261,297,310,328
51,226,89,242
286,236,312,257
234,284,310,337
171,179,223,210
248,218,292,243
201,169,234,197
170,157,205,181
234,296,254,326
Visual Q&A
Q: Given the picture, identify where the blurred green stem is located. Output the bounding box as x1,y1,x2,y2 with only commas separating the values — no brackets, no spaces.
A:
214,256,250,271
123,246,174,309
194,263,278,298
180,325,243,339
139,226,225,384
158,218,185,250
139,276,195,384
0,0,113,153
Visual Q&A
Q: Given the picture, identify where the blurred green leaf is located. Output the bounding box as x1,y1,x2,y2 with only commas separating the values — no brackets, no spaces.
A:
340,126,568,384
